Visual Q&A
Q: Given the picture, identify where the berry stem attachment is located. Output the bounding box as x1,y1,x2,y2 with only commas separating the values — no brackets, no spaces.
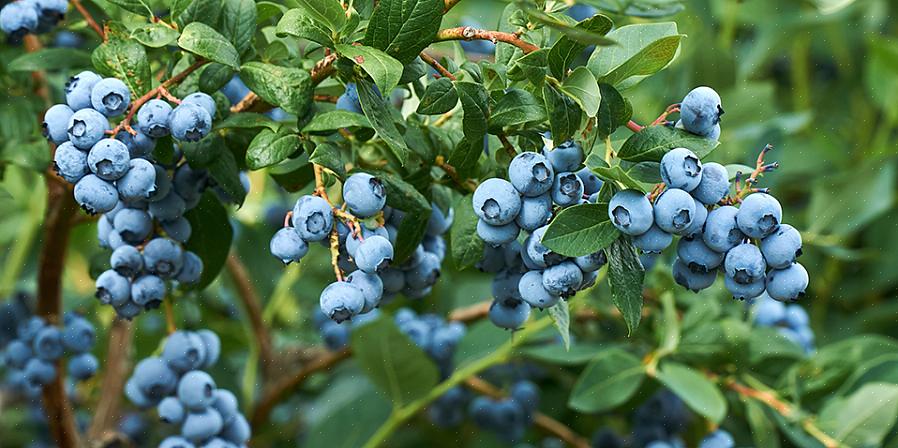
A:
156,86,181,104
729,144,776,202
163,296,176,334
652,103,681,126
497,133,518,158
626,120,644,133
311,53,340,86
434,27,541,54
419,52,456,81
329,229,344,282
71,0,105,40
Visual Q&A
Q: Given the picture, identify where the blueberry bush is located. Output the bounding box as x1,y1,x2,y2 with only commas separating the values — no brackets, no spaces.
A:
1,0,896,447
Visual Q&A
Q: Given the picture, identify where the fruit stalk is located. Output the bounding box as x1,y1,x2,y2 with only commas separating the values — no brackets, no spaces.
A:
419,52,456,81
71,0,105,39
226,253,276,375
86,318,133,440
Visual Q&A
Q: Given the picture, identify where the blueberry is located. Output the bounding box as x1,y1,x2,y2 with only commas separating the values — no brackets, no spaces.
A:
269,227,310,264
343,173,386,217
405,251,441,289
24,357,56,386
115,300,144,320
137,99,173,137
147,164,173,203
173,163,207,202
513,193,551,231
574,250,606,272
509,152,555,197
477,219,520,246
707,124,721,141
510,380,539,412
699,430,734,448
653,189,696,235
576,167,603,195
423,234,446,259
518,270,559,309
525,225,565,267
660,148,703,191
131,275,165,309
91,78,131,116
53,141,89,184
143,238,185,278
43,104,74,144
632,224,673,254
702,206,745,252
68,353,99,381
0,1,38,38
62,317,95,353
489,298,531,330
65,71,102,111
567,3,597,21
158,396,186,424
162,216,192,243
347,270,384,313
473,178,522,226
222,75,250,105
210,388,238,424
542,261,583,297
676,236,724,273
182,408,224,443
32,0,67,31
736,193,782,239
379,267,405,294
430,325,463,360
220,414,251,445
579,270,599,290
336,83,363,113
67,108,110,150
759,223,802,269
87,139,131,181
149,191,186,221
551,172,584,207
178,370,217,411
18,316,46,342
427,204,454,236
170,103,212,142
163,331,207,373
320,281,365,323
766,263,809,302
116,158,157,201
609,190,654,236
33,326,63,360
785,304,809,327
724,273,765,301
132,356,179,400
398,318,432,349
319,321,349,350
352,235,393,273
683,198,708,237
4,339,32,369
724,243,766,284
182,92,217,118
672,258,717,292
753,295,785,326
680,86,723,136
544,140,583,172
196,329,220,368
96,269,131,306
291,195,333,241
113,208,153,244
492,269,524,303
692,162,729,205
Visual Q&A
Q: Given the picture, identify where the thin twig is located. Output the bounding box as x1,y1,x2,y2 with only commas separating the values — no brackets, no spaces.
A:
311,53,339,86
419,52,456,81
448,300,491,323
435,27,540,54
229,92,260,113
443,0,463,13
70,0,105,40
497,133,517,158
626,120,644,133
314,94,339,103
434,156,476,193
226,253,275,376
87,318,133,441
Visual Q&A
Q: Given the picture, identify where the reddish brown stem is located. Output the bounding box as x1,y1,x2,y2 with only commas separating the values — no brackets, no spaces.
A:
313,94,339,103
435,27,540,54
70,0,105,40
229,92,260,113
419,52,456,81
448,300,491,323
311,53,339,86
444,0,463,12
626,120,644,132
226,253,275,376
87,318,133,441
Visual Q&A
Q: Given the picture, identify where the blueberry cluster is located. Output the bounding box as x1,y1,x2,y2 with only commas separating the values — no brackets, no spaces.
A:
270,172,452,323
472,141,607,329
752,293,814,353
125,330,251,447
1,310,97,399
0,0,68,42
631,390,691,448
674,86,724,141
395,308,466,376
697,430,735,448
468,380,540,442
312,308,381,350
610,144,807,302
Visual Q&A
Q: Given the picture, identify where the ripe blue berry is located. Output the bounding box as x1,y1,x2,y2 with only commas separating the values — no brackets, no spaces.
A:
724,243,766,285
336,83,363,113
660,148,702,191
4,339,32,369
88,138,130,180
113,208,153,244
525,226,564,268
143,237,184,278
131,275,165,308
149,191,187,221
760,223,802,269
542,261,583,297
672,258,716,292
170,103,212,142
702,206,745,253
510,380,539,412
43,104,74,144
676,236,724,273
691,162,729,205
576,167,603,195
158,396,186,424
489,299,531,330
724,273,765,301
574,250,606,272
766,262,809,302
508,152,554,197
196,329,220,368
96,269,131,306
426,204,454,236
178,370,217,411
347,270,384,313
163,331,207,373
182,92,217,118
62,317,95,353
736,193,782,239
53,141,89,184
159,436,194,448
320,281,365,323
220,414,251,445
473,178,522,226
699,429,734,448
477,219,520,246
18,316,46,342
137,99,173,137
117,158,158,201
683,199,708,237
116,129,155,158
65,71,103,111
343,173,386,217
147,163,173,203
515,193,553,231
68,352,99,380
680,86,723,136
133,356,179,399
380,267,405,294
67,108,110,149
354,235,394,273
291,195,333,241
24,357,56,386
653,188,696,235
0,2,38,38
518,270,559,309
33,325,63,360
632,224,673,254
91,78,131,116
609,190,653,236
181,408,224,443
162,216,192,243
551,172,584,207
211,389,238,423
270,227,308,264
544,140,583,172
405,251,442,290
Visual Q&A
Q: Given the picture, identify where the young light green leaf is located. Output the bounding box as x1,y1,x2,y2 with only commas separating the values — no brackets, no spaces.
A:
130,24,180,48
450,194,484,271
184,192,234,289
489,89,546,129
543,83,582,144
246,128,302,169
656,362,727,423
548,301,571,350
335,44,403,93
178,22,241,69
517,1,616,47
617,125,719,163
363,0,444,64
302,110,373,133
560,67,601,117
293,0,346,36
417,78,458,115
357,79,410,164
818,383,898,446
569,348,645,412
587,22,683,88
548,14,614,78
607,237,645,335
8,49,91,72
542,203,619,257
448,82,489,177
239,62,313,115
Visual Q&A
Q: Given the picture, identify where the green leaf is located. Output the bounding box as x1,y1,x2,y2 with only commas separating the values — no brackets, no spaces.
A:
105,0,153,15
92,34,152,95
239,62,313,116
656,362,727,423
449,194,484,270
276,8,333,46
522,342,607,365
199,63,234,93
607,237,644,335
269,156,314,192
416,78,458,115
617,126,719,163
748,327,807,364
184,192,234,289
335,44,404,94
587,22,683,89
130,23,181,48
304,380,390,448
543,83,582,144
808,161,895,236
207,149,247,205
448,82,489,178
560,67,601,117
548,301,571,350
292,0,346,37
363,0,444,64
507,49,548,85
745,400,781,448
357,79,410,164
220,0,257,55
246,128,302,169
8,48,92,72
376,171,431,262
542,203,619,257
302,110,372,133
178,22,241,69
172,0,221,27
351,317,439,408
309,142,346,179
568,348,645,412
589,163,646,191
518,2,616,47
489,89,546,129
215,112,279,131
596,83,632,138
818,383,898,446
548,14,614,78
